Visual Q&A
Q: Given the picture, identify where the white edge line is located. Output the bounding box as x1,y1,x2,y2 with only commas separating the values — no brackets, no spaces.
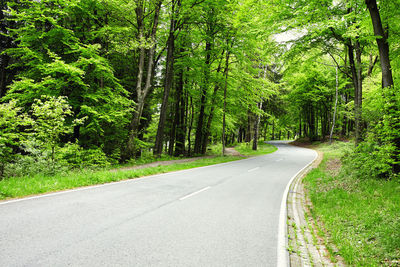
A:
0,147,280,206
179,186,211,201
276,148,318,267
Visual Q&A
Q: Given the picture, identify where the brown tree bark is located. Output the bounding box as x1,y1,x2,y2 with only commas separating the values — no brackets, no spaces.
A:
365,0,394,88
194,40,212,154
252,102,262,150
154,0,180,156
174,68,186,156
125,0,162,160
222,50,230,155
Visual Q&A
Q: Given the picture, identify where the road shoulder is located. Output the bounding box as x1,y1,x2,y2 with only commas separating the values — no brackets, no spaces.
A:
286,147,345,266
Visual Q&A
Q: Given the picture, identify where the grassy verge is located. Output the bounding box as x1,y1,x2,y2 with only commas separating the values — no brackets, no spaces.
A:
303,141,400,266
235,141,277,156
0,156,241,200
0,142,278,200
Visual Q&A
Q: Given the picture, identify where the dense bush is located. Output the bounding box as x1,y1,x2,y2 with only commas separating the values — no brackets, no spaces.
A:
343,87,400,179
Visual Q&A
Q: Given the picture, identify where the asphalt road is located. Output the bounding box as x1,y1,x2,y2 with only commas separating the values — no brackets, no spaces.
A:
0,141,316,267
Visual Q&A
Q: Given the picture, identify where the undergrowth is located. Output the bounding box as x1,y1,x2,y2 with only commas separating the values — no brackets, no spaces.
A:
303,141,400,266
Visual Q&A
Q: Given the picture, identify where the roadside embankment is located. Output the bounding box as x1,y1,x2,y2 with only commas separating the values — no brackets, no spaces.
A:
289,140,400,266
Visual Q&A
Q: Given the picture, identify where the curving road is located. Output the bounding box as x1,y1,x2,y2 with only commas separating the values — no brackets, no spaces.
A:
0,141,316,267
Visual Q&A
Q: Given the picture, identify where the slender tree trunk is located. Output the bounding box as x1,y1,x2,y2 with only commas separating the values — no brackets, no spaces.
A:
168,96,178,155
125,0,162,159
154,6,176,155
330,66,339,144
252,102,262,150
187,96,194,156
194,40,212,154
222,51,230,156
174,68,186,156
355,40,363,143
272,121,275,140
299,116,302,137
245,110,252,143
347,42,362,145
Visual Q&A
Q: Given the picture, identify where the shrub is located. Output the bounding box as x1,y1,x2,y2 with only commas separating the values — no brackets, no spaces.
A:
0,100,32,178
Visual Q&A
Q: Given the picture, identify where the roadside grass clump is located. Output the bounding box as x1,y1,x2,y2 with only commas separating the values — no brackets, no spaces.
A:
235,141,277,156
0,156,242,200
303,141,400,266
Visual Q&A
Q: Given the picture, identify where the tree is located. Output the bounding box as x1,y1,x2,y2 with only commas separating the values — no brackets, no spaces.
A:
5,0,131,158
0,100,32,178
31,96,83,173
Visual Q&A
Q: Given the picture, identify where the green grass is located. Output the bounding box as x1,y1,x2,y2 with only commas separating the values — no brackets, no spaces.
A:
235,141,277,156
0,141,279,201
303,141,400,266
0,156,244,200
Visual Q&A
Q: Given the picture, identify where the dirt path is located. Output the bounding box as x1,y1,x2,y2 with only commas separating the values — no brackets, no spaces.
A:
224,147,244,156
111,147,244,172
111,155,216,172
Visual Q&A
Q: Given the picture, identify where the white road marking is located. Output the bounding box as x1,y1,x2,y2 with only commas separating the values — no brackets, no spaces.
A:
247,167,260,172
179,186,211,201
276,158,283,162
276,149,318,267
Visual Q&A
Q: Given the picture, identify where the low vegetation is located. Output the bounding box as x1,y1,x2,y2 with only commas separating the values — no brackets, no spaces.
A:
303,141,400,266
0,143,276,200
235,141,277,156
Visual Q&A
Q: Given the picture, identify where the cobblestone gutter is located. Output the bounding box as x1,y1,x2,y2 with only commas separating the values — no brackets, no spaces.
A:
286,151,345,267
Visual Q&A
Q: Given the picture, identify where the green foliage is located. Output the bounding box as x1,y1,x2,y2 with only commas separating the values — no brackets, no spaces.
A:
31,96,83,173
235,142,277,156
58,142,111,168
5,0,132,156
0,100,32,177
344,86,400,178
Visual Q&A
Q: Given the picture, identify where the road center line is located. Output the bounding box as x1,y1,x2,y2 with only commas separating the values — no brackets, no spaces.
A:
179,186,211,201
248,167,260,172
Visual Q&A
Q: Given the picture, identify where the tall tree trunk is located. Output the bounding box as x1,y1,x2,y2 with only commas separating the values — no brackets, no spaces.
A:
194,41,212,154
187,96,194,156
348,41,362,145
154,5,176,155
125,0,162,160
355,40,363,143
365,0,394,88
252,102,262,150
168,96,177,155
330,66,339,144
222,49,230,155
272,121,275,140
245,109,252,143
174,68,186,156
299,116,302,137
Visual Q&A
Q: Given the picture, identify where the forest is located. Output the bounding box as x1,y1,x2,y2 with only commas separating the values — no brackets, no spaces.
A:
1,0,399,180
